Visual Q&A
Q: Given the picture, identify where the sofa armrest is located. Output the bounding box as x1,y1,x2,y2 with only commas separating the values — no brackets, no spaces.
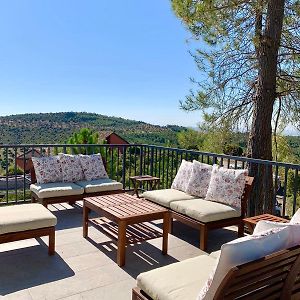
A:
241,176,254,218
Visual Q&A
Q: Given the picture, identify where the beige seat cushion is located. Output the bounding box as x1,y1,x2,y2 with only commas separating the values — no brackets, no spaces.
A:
75,179,123,193
137,255,217,300
30,182,84,199
209,250,221,260
170,198,241,223
0,203,57,235
142,189,195,208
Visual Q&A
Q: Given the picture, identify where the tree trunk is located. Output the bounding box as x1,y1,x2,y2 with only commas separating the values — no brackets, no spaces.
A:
247,0,285,215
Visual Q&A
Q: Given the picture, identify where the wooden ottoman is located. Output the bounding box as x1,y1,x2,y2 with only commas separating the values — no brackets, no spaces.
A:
0,203,57,255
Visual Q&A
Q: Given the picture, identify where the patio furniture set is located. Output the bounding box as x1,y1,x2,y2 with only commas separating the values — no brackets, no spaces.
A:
1,153,300,299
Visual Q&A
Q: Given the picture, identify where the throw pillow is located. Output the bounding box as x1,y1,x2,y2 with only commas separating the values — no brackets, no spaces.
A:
171,159,193,192
59,154,85,182
205,165,248,208
79,153,108,181
197,226,290,300
291,208,300,224
32,156,63,184
253,220,300,248
185,160,213,198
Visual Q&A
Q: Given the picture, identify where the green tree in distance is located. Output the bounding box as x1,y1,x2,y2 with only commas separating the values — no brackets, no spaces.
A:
172,0,300,214
67,128,104,154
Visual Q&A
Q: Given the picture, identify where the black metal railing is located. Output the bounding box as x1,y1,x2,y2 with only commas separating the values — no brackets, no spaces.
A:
0,143,299,217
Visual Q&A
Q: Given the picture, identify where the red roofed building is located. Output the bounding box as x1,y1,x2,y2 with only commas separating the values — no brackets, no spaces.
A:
98,131,129,153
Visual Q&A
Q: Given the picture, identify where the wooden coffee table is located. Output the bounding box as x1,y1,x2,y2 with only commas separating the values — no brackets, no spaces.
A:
243,214,289,234
83,193,169,266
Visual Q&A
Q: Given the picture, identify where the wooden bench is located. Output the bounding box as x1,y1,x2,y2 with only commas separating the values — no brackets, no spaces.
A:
132,245,300,300
0,203,57,255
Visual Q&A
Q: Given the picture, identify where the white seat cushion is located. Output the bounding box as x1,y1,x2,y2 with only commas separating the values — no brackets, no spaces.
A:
75,179,123,193
30,182,84,198
0,203,57,234
170,198,241,223
137,255,217,300
142,189,196,208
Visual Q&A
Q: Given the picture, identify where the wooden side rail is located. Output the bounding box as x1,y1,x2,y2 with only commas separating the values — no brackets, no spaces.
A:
0,226,55,255
132,245,300,300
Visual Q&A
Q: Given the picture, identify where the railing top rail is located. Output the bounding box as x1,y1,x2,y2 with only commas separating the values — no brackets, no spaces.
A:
0,143,300,170
143,144,300,170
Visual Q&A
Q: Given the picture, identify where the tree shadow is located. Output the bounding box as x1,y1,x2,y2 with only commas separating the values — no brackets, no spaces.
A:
86,237,178,278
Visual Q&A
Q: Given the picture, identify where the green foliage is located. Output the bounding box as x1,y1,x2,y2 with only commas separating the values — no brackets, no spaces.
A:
7,166,23,175
223,144,243,156
177,129,204,150
0,112,184,146
172,0,300,136
67,128,103,155
273,135,298,164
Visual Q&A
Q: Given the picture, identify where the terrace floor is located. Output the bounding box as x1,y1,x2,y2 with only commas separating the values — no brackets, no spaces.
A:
0,202,238,300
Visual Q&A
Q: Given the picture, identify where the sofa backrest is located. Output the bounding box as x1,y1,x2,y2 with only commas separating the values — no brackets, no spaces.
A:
29,156,108,184
214,244,300,300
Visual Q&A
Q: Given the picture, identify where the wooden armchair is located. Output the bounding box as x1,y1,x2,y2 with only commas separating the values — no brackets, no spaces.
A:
132,245,300,300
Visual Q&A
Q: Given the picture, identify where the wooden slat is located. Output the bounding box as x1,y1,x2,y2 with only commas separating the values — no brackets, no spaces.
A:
90,218,162,244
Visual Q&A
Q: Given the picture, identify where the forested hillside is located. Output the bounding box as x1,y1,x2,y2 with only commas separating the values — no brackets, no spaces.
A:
0,112,185,145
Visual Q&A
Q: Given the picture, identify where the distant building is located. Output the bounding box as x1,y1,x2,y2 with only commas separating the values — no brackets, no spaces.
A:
16,149,41,172
98,131,129,153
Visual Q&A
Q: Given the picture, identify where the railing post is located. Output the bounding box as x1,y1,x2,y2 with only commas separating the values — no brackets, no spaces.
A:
139,146,143,176
122,146,126,190
150,146,154,176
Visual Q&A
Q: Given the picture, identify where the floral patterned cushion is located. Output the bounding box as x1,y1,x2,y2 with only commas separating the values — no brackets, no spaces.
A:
186,160,213,198
59,154,85,182
79,154,108,181
32,156,63,184
171,159,193,192
205,165,248,208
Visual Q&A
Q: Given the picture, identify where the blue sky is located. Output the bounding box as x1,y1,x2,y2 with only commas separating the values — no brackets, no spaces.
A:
0,0,202,127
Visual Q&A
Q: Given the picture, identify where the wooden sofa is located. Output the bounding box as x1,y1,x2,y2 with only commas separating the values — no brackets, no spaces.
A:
29,158,123,207
143,176,254,251
132,245,300,300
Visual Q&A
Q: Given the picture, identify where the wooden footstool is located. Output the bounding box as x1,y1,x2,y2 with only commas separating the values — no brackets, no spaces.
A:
243,214,289,234
0,203,57,255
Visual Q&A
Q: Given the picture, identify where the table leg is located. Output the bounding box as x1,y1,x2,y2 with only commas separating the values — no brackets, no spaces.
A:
117,220,127,266
162,212,170,255
132,180,139,198
83,203,89,238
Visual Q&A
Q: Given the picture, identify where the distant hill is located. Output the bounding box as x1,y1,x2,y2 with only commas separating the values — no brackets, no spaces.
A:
0,112,186,145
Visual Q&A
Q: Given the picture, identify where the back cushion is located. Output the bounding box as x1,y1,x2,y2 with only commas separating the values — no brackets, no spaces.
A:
59,154,85,182
79,154,108,181
171,160,193,192
291,208,300,224
199,226,290,300
254,220,300,248
205,165,247,208
32,156,63,184
185,160,213,198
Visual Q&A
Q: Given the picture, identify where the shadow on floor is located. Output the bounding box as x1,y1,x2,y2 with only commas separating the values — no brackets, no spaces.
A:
49,203,98,232
86,237,178,278
152,220,238,252
0,246,75,296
